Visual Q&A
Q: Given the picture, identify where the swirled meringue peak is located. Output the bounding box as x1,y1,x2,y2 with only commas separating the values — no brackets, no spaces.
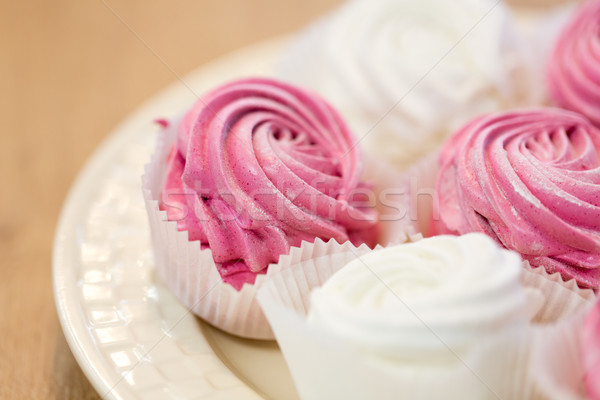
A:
583,297,600,399
277,0,538,169
308,233,528,365
160,78,378,290
548,0,600,127
435,108,600,288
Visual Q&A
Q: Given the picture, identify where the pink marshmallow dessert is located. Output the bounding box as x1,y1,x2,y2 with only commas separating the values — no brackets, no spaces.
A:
433,108,600,289
547,0,600,127
143,77,380,339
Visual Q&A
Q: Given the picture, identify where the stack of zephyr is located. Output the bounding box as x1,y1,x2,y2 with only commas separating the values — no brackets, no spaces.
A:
141,0,600,399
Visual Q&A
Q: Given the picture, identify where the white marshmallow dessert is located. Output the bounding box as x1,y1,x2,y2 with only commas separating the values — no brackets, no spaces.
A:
277,0,539,170
307,234,530,366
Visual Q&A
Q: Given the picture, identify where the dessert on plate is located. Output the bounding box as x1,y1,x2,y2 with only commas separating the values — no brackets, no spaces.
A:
143,77,381,339
433,108,600,289
135,0,600,397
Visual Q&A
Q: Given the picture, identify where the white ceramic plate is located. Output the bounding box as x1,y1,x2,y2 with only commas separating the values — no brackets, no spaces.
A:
53,37,301,400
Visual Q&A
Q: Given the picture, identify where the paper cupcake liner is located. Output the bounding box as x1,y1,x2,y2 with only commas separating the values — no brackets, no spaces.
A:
257,253,557,400
527,307,591,400
521,262,596,399
142,120,414,339
521,262,597,324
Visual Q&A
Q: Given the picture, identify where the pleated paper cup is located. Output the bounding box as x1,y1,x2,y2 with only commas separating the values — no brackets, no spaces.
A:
257,252,554,400
142,120,414,339
527,307,591,400
519,264,596,400
521,262,597,324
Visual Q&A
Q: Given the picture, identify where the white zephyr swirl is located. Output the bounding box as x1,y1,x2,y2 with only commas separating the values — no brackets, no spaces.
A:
308,234,528,365
278,0,538,169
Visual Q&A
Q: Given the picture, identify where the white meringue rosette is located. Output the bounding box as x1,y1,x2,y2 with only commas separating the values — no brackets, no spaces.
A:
277,0,540,170
258,234,545,399
143,117,415,339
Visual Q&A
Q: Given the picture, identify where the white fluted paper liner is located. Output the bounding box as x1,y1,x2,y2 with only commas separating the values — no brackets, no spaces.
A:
142,120,414,339
257,255,562,400
522,262,597,324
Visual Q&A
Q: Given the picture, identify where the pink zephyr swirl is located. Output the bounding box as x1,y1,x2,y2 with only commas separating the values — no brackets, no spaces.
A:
583,298,600,400
435,108,600,288
160,78,378,290
547,0,600,126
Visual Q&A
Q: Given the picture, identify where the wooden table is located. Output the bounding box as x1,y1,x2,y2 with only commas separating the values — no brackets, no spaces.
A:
0,1,341,398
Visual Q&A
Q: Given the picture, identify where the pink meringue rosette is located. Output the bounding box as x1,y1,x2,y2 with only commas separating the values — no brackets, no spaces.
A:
398,108,599,398
143,77,414,339
547,0,600,126
432,108,600,289
401,109,596,321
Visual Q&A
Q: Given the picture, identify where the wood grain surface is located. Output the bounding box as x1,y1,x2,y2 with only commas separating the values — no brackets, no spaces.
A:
0,1,341,398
